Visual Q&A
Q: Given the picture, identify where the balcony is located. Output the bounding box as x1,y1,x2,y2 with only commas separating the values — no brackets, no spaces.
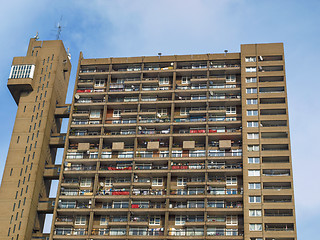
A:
265,223,294,231
60,189,93,196
64,165,96,171
54,228,88,236
132,189,166,196
97,189,130,196
168,229,204,236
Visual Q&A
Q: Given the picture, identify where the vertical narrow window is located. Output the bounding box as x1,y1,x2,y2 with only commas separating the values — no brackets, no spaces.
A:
50,63,52,70
48,72,50,79
20,209,24,217
22,157,25,165
23,106,26,112
25,185,28,194
51,54,54,60
18,222,21,230
10,168,13,176
16,136,20,143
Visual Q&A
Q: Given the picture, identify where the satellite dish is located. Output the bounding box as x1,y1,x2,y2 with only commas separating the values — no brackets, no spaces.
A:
138,126,142,130
75,94,80,99
210,91,213,96
157,113,161,118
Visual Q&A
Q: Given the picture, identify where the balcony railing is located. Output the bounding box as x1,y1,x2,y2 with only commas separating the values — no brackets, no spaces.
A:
54,229,88,236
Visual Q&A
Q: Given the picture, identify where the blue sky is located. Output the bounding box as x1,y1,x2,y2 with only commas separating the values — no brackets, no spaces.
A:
0,0,319,238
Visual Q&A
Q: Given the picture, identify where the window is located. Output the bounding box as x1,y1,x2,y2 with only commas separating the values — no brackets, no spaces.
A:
248,145,259,151
9,65,35,79
249,196,261,203
75,216,86,225
101,152,112,159
113,201,129,209
175,215,186,225
177,177,187,186
247,110,258,116
152,178,163,186
101,178,112,187
246,67,256,73
226,176,237,186
248,183,261,189
248,157,260,164
246,88,257,94
149,215,161,225
95,79,105,87
249,223,262,231
226,106,236,114
246,77,257,83
110,228,126,236
113,110,121,117
249,209,262,217
180,107,189,116
100,216,108,225
226,215,238,225
248,170,260,176
226,75,236,82
247,99,258,105
157,108,167,116
159,77,169,85
245,57,256,62
90,110,101,118
181,76,190,84
118,151,134,158
80,178,92,187
247,133,259,139
247,121,259,127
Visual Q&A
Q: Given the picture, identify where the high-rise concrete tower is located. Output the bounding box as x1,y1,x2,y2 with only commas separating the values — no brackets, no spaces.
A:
0,39,297,240
0,38,71,240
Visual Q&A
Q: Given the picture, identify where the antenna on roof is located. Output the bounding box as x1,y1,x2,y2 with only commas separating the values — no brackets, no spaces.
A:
55,16,63,40
67,47,71,60
34,32,39,40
